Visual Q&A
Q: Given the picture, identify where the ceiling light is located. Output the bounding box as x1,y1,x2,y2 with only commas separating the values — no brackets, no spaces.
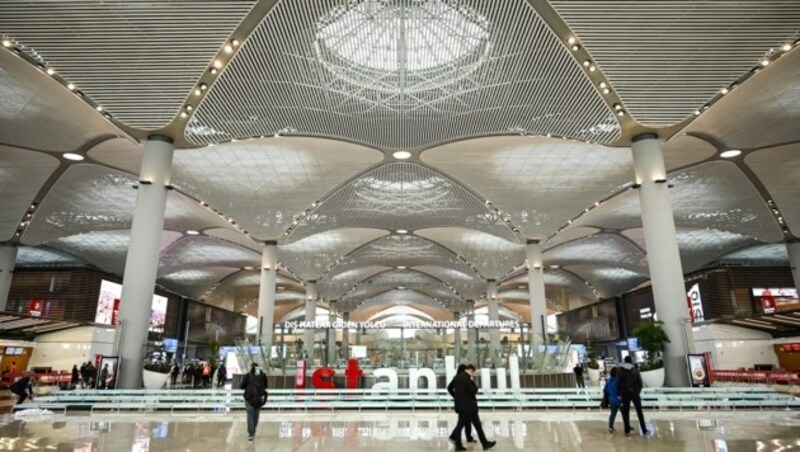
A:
694,110,701,116
1,39,12,48
582,60,591,67
588,65,596,72
232,39,240,47
720,87,729,95
62,153,84,161
180,112,188,118
194,89,202,96
599,82,607,89
46,68,55,75
760,59,770,66
210,68,218,75
567,37,576,45
243,266,254,270
392,150,412,160
212,60,223,69
199,83,208,91
602,88,610,94
397,266,407,270
613,103,622,111
720,149,741,158
782,43,792,51
571,45,579,51
395,229,408,234
185,105,193,111
224,44,233,54
186,230,200,235
67,83,75,90
95,106,103,112
616,110,625,117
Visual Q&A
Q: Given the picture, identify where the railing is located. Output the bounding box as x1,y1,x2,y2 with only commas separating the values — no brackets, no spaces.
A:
714,369,800,385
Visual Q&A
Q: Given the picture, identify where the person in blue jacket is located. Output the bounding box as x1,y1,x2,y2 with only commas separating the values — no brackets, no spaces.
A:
603,367,621,433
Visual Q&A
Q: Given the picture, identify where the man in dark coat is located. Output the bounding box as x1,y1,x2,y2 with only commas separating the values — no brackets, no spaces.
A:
617,356,649,436
9,376,33,404
448,364,495,451
240,363,268,441
447,364,475,444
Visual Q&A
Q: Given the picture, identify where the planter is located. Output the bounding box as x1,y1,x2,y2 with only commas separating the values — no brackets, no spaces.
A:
142,369,169,389
587,367,601,383
640,367,665,388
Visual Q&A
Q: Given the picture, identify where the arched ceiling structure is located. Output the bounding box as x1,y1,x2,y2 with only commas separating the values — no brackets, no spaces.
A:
2,1,799,324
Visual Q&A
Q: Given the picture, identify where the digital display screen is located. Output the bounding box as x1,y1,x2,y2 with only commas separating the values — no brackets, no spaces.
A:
95,280,168,332
751,288,799,314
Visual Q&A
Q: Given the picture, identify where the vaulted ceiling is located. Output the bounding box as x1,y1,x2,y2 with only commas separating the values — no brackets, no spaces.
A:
2,0,799,324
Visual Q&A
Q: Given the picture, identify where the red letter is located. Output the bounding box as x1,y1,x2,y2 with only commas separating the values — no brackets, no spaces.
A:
345,359,363,389
312,367,336,389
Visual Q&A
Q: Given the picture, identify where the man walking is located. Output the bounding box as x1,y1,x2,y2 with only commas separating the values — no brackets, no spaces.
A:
573,363,585,388
448,364,496,451
447,364,475,445
240,363,268,441
617,356,649,437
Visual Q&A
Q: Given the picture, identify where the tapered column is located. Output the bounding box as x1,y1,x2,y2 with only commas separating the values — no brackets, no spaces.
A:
632,133,689,386
0,245,18,311
466,301,477,364
487,280,500,366
341,312,350,361
788,242,800,291
526,241,547,350
453,311,462,362
304,282,317,361
327,302,337,366
117,136,174,389
258,242,278,353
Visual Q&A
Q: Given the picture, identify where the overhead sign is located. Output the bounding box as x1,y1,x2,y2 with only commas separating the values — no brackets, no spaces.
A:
284,320,520,330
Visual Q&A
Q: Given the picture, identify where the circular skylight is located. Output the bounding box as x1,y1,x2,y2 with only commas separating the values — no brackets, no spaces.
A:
315,0,490,92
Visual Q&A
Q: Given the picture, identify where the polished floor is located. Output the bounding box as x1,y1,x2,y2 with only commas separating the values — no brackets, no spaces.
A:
0,410,798,451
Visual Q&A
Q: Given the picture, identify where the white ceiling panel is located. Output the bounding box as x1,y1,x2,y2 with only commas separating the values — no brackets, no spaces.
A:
718,243,790,266
15,246,85,267
0,49,122,152
544,226,599,249
550,0,800,126
0,146,60,241
86,137,143,174
422,136,632,239
288,162,517,243
157,236,259,277
0,1,257,129
663,134,718,170
746,144,800,236
412,265,485,301
545,233,648,275
279,228,388,281
318,265,391,301
158,267,240,300
172,137,383,240
416,227,525,279
187,0,619,149
203,228,259,251
566,265,646,298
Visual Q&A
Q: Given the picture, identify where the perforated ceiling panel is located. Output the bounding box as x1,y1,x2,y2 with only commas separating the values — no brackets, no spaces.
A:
746,145,800,236
500,269,596,300
279,228,388,280
157,236,259,277
158,267,240,300
412,265,485,301
570,162,783,242
663,135,718,170
416,228,525,279
544,226,598,249
0,147,59,241
15,246,85,268
187,0,619,148
172,137,383,240
318,265,391,300
0,50,122,152
718,243,790,266
0,1,257,129
422,136,632,239
356,291,451,312
86,137,143,174
545,233,648,275
340,269,462,308
287,162,516,243
550,0,800,126
622,227,755,274
566,265,646,298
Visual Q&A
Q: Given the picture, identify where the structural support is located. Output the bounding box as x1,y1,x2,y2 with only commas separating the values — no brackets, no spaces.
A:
788,242,800,291
487,280,500,366
632,134,689,387
341,312,350,361
257,242,278,355
453,311,462,363
327,303,337,366
0,245,18,311
117,137,174,389
466,301,477,364
526,241,547,351
304,282,317,361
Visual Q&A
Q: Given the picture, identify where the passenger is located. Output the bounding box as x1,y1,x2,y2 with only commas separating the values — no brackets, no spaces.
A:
448,364,495,451
10,361,17,377
98,364,109,389
71,364,80,389
216,363,227,388
447,364,475,445
573,363,585,388
9,376,33,404
170,363,180,387
618,356,649,437
202,362,211,388
240,363,268,442
603,367,621,433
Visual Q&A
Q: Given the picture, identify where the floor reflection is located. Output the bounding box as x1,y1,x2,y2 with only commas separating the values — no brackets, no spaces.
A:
0,411,798,451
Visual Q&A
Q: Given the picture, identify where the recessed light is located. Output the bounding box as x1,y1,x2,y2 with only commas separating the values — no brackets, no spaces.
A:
782,43,792,52
194,89,202,96
395,229,408,234
583,60,591,67
397,266,407,270
720,87,729,95
67,83,76,90
63,153,84,161
392,151,412,160
1,40,12,48
95,106,103,112
210,68,218,75
588,65,596,72
243,266,254,270
567,37,576,45
180,112,188,118
213,60,223,69
571,45,579,51
720,150,741,158
760,59,770,66
232,39,240,47
186,230,200,235
46,68,55,75
223,45,233,54
613,103,622,111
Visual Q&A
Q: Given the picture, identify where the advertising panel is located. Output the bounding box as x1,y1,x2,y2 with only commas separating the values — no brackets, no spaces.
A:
752,288,799,314
95,280,168,332
687,353,711,387
96,355,119,390
27,299,44,317
686,283,704,323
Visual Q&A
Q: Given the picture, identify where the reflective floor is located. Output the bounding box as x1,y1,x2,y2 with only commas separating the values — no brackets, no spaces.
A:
0,410,798,451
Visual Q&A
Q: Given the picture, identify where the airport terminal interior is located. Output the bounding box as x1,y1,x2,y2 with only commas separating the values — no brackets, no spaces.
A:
1,0,800,450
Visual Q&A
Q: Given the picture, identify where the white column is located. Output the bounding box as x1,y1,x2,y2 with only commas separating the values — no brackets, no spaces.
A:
327,303,337,366
453,311,462,363
304,282,317,361
632,133,689,387
487,280,500,366
527,241,547,350
466,301,477,364
788,242,800,290
257,242,278,354
117,137,174,389
0,245,18,311
342,312,350,361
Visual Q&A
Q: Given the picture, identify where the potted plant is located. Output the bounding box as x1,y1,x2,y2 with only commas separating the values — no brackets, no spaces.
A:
631,320,670,387
585,341,601,383
142,340,171,389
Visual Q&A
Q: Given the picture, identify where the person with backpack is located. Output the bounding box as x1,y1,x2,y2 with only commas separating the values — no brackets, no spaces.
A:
617,356,649,437
240,363,268,441
602,367,621,433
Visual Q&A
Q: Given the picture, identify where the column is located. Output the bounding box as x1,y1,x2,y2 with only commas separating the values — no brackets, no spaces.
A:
453,311,462,363
117,136,174,389
341,312,350,361
487,280,500,366
466,301,477,364
327,302,337,366
0,245,18,311
788,242,800,290
527,241,547,351
632,133,689,387
304,282,317,362
257,242,278,354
